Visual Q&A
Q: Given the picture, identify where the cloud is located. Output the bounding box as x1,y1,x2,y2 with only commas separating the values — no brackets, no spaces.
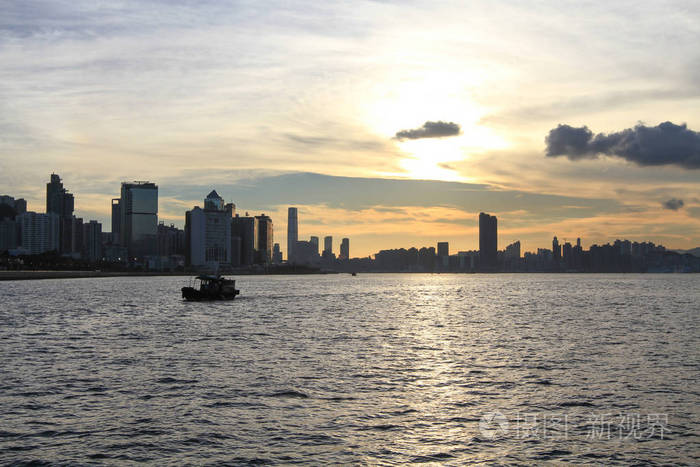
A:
545,122,700,169
662,198,684,211
395,121,461,140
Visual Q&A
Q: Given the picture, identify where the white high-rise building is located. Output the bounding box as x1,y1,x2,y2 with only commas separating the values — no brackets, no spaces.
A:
17,212,60,255
185,190,234,269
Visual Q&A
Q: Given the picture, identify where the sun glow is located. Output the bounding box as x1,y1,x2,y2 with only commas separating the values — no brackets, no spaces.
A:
363,72,508,181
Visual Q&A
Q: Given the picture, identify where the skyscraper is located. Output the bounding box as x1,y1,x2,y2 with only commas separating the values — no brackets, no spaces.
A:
552,236,561,261
272,243,282,264
287,207,298,263
339,238,349,260
46,173,74,252
83,220,102,262
111,199,121,245
478,212,497,270
185,190,233,268
256,214,273,264
324,236,332,254
310,236,319,255
120,181,158,259
437,241,449,268
46,173,74,219
232,215,258,266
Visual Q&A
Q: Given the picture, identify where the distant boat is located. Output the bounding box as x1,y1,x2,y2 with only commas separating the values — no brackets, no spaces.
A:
351,272,357,276
182,275,240,301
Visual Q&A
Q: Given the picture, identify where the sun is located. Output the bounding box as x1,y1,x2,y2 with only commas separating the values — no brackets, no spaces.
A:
362,72,508,181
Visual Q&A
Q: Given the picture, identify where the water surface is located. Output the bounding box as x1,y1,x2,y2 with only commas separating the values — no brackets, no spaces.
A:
1,274,698,464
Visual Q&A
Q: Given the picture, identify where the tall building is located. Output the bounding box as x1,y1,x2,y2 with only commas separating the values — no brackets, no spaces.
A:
0,199,19,252
111,199,121,245
119,181,158,259
157,222,185,257
17,212,60,255
324,236,332,254
1,196,27,215
437,241,449,268
287,207,298,263
46,174,74,252
479,212,498,270
83,220,102,262
504,240,521,260
62,216,83,256
185,190,233,268
46,174,74,219
232,215,258,266
272,243,282,264
0,197,21,252
256,214,273,264
339,238,349,260
552,236,561,262
310,236,319,255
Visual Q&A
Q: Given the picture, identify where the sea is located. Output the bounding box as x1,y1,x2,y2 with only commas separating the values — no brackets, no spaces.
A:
1,274,698,465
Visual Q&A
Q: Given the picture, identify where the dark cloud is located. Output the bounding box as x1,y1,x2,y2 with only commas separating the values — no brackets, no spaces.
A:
395,121,460,140
662,198,684,210
545,121,700,169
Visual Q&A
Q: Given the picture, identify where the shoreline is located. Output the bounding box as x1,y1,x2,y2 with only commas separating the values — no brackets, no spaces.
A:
1,270,696,281
0,271,192,281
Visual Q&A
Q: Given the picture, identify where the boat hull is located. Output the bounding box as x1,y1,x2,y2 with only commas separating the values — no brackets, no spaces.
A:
181,286,240,301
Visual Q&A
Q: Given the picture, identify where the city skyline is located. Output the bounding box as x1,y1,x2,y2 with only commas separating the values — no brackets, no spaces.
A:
4,171,699,258
3,173,698,266
1,2,698,257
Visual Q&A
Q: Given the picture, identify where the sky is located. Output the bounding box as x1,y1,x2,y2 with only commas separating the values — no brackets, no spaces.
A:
1,0,699,257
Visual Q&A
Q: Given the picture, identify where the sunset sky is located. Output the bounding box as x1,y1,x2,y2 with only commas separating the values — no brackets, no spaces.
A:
1,1,699,256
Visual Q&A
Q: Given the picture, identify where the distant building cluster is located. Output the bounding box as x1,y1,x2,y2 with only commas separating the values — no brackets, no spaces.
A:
1,177,697,273
0,175,352,273
364,212,700,273
0,175,103,262
285,207,350,268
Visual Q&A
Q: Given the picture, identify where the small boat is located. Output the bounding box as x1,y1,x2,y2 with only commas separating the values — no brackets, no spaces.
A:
182,275,240,301
351,272,357,276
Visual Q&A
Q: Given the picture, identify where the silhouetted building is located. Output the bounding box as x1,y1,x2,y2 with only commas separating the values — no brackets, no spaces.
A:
287,207,298,263
339,238,349,260
62,216,83,257
504,241,520,259
46,174,74,219
111,199,121,245
310,236,319,255
232,215,257,266
120,181,158,259
294,240,320,265
273,243,282,264
479,212,497,270
157,222,185,257
83,220,102,262
185,190,234,269
324,236,332,254
1,195,26,215
256,214,273,264
552,236,561,263
562,241,573,269
46,174,74,253
437,241,449,268
0,197,21,252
